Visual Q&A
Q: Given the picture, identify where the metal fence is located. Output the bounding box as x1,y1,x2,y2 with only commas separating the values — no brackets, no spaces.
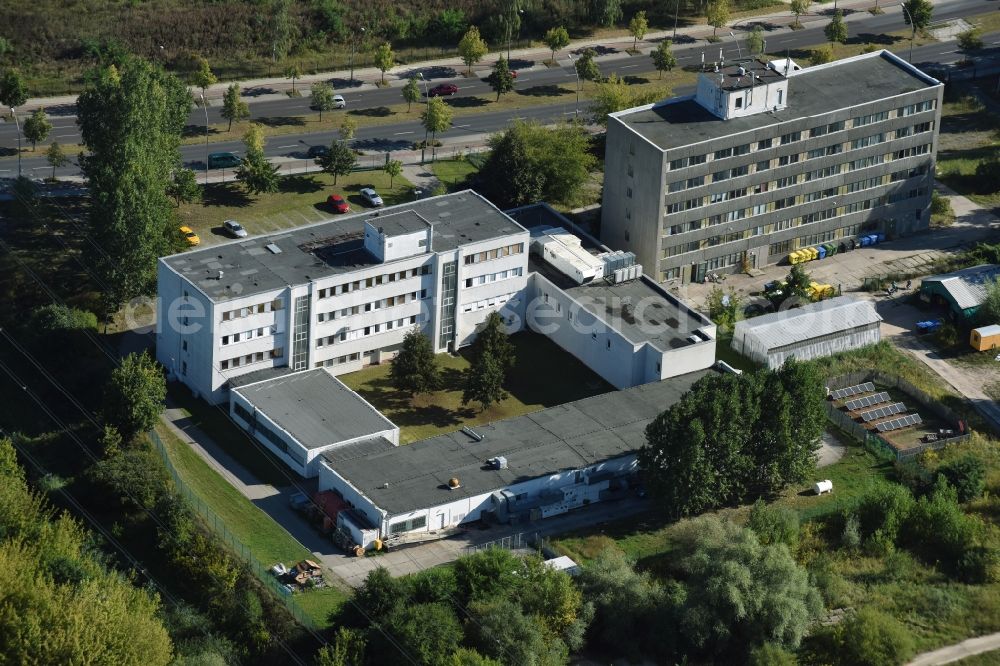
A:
149,430,319,630
464,531,534,556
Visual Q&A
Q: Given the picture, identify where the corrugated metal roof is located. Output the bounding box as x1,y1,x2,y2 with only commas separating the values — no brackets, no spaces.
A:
922,264,1000,311
733,296,882,351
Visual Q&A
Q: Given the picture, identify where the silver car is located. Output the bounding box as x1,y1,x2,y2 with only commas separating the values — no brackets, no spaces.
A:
223,219,248,238
360,188,384,207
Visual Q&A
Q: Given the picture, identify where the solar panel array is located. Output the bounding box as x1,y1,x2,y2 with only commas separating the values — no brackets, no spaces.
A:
830,382,876,400
859,402,907,423
875,413,923,432
845,392,891,411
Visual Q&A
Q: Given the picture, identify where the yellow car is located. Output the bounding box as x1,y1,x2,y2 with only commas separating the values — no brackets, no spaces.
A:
180,226,200,246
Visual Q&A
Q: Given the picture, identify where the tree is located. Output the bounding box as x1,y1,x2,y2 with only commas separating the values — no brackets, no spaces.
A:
958,26,984,50
651,40,678,78
284,63,302,94
629,11,649,51
373,42,394,85
591,73,662,126
466,598,568,666
45,142,68,180
937,454,986,502
235,123,280,195
88,445,170,511
402,77,421,112
339,115,357,141
317,140,355,184
29,304,98,361
487,56,515,101
750,643,798,666
707,0,731,38
457,26,489,76
850,481,915,545
167,168,201,206
315,627,366,666
103,351,166,441
705,286,742,332
382,603,462,665
221,83,250,131
746,499,800,552
902,0,933,32
543,26,570,63
810,44,834,65
574,49,602,85
22,107,51,150
479,121,595,208
310,82,336,121
191,56,217,97
470,311,515,370
421,96,453,161
77,56,190,315
444,649,503,666
591,0,623,27
785,263,813,301
390,330,439,394
790,0,810,28
825,11,849,43
0,68,27,111
747,25,766,55
463,312,514,411
269,0,292,60
831,608,915,666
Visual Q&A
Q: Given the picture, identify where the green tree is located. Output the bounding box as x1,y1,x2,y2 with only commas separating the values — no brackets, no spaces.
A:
463,312,514,411
747,499,800,552
629,11,649,51
269,0,292,60
747,25,766,55
750,643,798,666
651,40,678,78
810,44,833,65
310,81,336,121
390,330,439,394
373,42,394,84
466,598,569,666
0,68,28,110
902,0,933,32
103,351,166,441
591,73,662,126
707,0,731,38
487,56,515,101
22,107,51,150
402,76,421,112
45,141,68,180
315,627,366,666
88,445,169,511
850,481,915,545
832,608,915,666
382,602,462,664
469,311,515,370
317,140,356,184
421,96,453,161
191,56,217,97
958,27,984,50
790,0,810,28
938,454,987,503
284,63,302,94
28,304,98,361
444,648,503,666
591,0,623,27
220,83,250,131
574,48,602,85
543,26,570,63
235,123,280,195
458,26,489,76
77,56,190,315
478,123,546,208
339,115,357,141
167,168,201,206
785,263,813,301
383,158,403,187
706,286,742,332
825,11,849,43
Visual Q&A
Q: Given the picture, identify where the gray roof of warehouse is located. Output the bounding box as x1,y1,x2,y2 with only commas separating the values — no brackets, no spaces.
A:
324,370,711,516
732,296,881,350
233,369,396,449
921,264,1000,310
615,51,940,150
161,190,525,302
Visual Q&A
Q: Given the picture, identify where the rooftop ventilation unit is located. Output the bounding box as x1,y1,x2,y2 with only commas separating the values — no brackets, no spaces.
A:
448,478,462,489
265,243,282,254
487,456,508,470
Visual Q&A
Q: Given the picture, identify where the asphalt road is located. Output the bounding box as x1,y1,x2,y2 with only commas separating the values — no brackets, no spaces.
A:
3,0,999,179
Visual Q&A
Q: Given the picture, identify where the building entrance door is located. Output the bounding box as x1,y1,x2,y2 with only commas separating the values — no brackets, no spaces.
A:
435,513,445,530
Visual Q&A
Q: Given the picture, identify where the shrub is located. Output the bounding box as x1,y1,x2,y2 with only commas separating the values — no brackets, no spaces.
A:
750,642,798,665
833,608,915,666
841,514,861,550
852,482,914,545
937,454,987,502
747,499,800,552
957,27,984,50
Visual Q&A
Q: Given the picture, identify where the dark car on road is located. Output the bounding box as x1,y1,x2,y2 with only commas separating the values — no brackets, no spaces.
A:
207,152,241,169
307,145,330,159
428,83,459,97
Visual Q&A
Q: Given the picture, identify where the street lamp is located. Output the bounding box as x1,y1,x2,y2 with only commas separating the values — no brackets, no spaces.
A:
900,3,916,63
568,54,580,120
672,0,680,41
418,73,429,164
350,27,366,84
10,107,21,178
507,8,525,61
730,31,743,60
199,93,210,184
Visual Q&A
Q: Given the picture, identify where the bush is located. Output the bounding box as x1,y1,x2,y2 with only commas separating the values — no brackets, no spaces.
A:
957,27,984,50
747,499,800,552
841,514,861,550
934,322,959,348
937,454,987,502
833,608,915,666
750,642,798,665
852,482,914,546
903,479,992,582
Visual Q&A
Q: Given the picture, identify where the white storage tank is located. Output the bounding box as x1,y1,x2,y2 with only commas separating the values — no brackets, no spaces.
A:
813,480,833,495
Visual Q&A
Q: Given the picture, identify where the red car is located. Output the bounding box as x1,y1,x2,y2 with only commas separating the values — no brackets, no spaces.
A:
327,194,350,213
428,83,459,97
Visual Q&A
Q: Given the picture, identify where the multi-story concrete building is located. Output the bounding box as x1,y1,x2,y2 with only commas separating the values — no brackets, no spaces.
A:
602,50,943,285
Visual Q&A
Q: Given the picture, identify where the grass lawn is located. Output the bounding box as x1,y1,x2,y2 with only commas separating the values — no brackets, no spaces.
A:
954,651,1000,665
174,170,413,242
338,331,613,443
936,90,1000,214
154,422,347,627
432,158,479,192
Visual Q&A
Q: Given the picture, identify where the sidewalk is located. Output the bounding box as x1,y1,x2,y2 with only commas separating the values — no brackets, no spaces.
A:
13,0,908,113
907,632,1000,665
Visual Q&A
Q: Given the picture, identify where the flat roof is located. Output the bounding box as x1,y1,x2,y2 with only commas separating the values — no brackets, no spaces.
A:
615,51,940,150
233,369,397,450
509,203,712,350
370,210,431,236
325,370,711,516
733,296,881,350
161,190,526,302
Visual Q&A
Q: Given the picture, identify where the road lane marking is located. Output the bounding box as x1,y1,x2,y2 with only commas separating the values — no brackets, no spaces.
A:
278,144,298,149
54,134,77,138
393,131,414,135
619,64,639,69
453,124,471,128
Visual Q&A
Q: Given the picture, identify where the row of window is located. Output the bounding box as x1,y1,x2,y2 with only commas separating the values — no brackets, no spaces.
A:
461,292,517,313
316,315,421,348
221,299,283,322
221,326,273,346
220,347,283,370
234,403,305,465
317,290,428,322
768,224,861,257
317,266,431,299
462,243,525,265
463,267,523,288
315,352,362,368
665,101,936,172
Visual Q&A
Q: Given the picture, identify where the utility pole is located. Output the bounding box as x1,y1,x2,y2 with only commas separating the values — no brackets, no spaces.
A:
11,108,21,178
900,3,916,63
418,74,429,164
200,93,210,184
673,0,680,41
350,27,366,84
568,55,580,120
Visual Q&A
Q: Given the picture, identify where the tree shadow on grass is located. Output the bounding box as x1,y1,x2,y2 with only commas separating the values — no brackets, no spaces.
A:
623,75,650,85
256,116,307,128
392,404,465,430
201,182,253,208
849,32,901,45
516,84,573,97
445,96,489,108
349,106,395,117
280,174,323,195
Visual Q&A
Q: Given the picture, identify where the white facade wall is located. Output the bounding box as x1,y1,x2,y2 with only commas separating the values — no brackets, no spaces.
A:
319,463,387,529
454,234,530,347
757,324,882,368
364,220,431,262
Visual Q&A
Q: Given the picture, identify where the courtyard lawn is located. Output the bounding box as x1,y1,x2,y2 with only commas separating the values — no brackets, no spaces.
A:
338,331,613,443
936,90,1000,214
432,158,479,192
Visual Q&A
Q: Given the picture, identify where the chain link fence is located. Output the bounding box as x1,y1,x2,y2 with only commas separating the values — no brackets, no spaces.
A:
149,430,319,630
464,531,534,556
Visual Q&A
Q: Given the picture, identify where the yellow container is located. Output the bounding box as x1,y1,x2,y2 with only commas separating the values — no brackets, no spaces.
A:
789,250,803,264
804,247,818,261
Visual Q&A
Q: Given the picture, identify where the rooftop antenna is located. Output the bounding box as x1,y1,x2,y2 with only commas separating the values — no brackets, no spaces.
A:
784,47,791,77
729,31,743,60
